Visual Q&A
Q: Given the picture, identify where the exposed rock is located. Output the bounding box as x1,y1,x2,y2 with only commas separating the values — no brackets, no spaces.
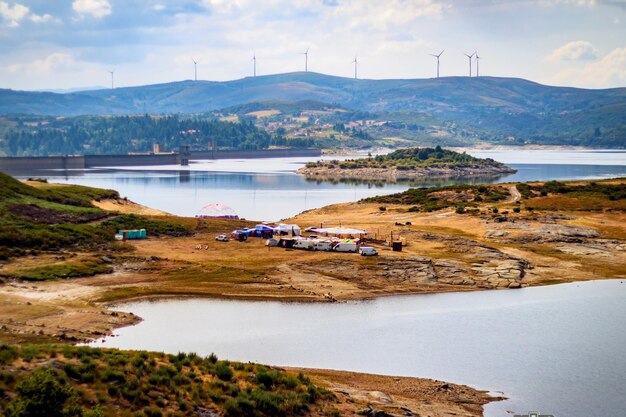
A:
194,408,222,417
484,230,509,239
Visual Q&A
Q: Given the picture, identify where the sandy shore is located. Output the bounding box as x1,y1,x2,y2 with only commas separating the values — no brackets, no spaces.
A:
297,368,503,417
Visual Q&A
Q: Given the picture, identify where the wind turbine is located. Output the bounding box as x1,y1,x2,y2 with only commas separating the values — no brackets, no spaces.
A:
192,59,198,81
430,50,444,78
475,52,480,77
464,51,475,77
302,48,309,72
252,53,256,77
108,69,115,89
352,55,358,80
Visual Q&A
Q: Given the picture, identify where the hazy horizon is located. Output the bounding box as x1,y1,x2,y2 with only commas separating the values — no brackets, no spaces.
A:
10,71,626,94
1,1,625,91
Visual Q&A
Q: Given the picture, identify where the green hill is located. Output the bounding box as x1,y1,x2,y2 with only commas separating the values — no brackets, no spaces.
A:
1,72,624,147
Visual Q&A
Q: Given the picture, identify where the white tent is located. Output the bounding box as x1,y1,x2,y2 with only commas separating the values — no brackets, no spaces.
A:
274,223,301,236
196,203,239,219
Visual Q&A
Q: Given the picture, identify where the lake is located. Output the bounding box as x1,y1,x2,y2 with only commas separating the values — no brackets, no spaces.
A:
89,280,626,417
35,148,626,221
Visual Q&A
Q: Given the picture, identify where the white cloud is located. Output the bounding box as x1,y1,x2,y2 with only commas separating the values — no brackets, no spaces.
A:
547,40,599,62
0,1,29,27
547,47,626,88
331,0,443,31
72,0,112,18
30,13,53,23
539,0,597,6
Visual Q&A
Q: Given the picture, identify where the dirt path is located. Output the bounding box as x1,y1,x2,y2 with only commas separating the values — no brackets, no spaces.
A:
506,185,521,203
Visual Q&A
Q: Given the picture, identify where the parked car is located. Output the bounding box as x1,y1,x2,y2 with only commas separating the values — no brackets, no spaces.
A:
215,234,230,242
359,246,378,256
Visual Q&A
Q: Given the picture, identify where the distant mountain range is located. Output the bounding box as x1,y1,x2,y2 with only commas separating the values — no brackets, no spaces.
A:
1,72,624,147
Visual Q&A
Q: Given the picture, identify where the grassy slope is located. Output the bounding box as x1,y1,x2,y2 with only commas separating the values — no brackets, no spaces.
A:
0,344,336,417
0,173,191,278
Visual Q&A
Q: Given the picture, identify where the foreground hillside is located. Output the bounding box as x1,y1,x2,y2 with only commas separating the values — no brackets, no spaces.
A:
1,72,624,147
0,344,495,417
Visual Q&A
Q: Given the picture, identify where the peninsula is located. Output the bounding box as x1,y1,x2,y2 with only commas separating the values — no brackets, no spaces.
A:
297,147,516,182
0,173,624,417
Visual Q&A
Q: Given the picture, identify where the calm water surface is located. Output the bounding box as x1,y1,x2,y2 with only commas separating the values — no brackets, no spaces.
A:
91,280,626,417
36,149,626,221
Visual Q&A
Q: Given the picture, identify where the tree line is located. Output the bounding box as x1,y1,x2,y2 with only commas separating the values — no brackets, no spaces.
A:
0,115,296,156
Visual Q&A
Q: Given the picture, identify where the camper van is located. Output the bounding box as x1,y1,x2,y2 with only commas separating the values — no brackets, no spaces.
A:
359,246,378,256
313,240,334,251
333,241,358,253
293,239,314,250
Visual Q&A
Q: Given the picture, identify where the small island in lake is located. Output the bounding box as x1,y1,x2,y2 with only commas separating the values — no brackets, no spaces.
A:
297,147,517,182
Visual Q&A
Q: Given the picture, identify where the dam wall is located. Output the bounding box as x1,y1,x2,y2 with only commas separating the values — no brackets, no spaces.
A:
0,148,322,174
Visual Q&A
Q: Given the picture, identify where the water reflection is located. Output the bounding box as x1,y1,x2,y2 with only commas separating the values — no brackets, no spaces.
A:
11,154,626,221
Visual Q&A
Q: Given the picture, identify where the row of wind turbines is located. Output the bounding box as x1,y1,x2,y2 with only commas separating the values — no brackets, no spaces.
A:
106,49,482,89
431,50,480,78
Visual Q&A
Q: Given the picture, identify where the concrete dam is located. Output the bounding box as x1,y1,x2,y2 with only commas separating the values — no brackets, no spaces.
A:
0,148,322,174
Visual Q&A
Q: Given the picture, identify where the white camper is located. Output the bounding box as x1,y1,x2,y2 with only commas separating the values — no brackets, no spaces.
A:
313,240,334,251
293,239,314,250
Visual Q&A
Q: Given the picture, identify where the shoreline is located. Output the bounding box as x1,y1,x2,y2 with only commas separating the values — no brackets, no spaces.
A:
297,164,516,182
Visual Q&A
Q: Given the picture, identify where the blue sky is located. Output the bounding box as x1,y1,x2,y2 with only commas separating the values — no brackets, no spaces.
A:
1,0,625,90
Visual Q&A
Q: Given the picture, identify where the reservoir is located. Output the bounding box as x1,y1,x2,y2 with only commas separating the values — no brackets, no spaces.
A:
31,148,626,221
90,280,626,417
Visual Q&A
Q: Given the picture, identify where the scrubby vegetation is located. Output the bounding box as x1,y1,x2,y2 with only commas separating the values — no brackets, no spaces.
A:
0,173,192,261
517,180,626,201
0,344,334,417
516,180,625,211
2,257,114,281
305,146,510,170
364,184,509,212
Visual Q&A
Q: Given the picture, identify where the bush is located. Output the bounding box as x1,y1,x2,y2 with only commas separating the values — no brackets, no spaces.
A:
0,345,18,364
513,207,521,213
6,368,75,417
215,362,233,382
378,206,386,211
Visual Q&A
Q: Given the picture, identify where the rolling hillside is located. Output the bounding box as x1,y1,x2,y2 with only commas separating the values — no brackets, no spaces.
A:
1,72,625,147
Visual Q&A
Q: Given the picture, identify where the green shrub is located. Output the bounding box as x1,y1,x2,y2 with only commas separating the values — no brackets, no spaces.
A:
215,362,233,382
0,345,18,364
5,368,75,417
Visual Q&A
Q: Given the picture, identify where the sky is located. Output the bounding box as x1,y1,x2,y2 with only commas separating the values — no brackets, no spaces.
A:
0,0,625,91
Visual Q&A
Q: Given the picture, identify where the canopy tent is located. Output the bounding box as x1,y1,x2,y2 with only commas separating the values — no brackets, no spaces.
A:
274,223,301,236
196,203,239,219
306,227,368,237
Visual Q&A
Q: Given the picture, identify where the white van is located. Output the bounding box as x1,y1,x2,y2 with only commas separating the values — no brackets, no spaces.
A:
333,242,357,253
359,246,378,256
293,239,314,250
